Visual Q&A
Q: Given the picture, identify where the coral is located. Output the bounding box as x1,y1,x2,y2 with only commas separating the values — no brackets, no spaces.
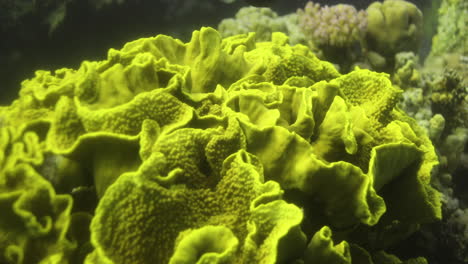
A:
303,226,351,263
0,27,441,263
428,114,445,142
218,6,287,42
400,38,467,173
399,86,432,132
393,2,467,261
365,0,423,68
439,128,468,172
0,129,74,263
430,0,468,56
88,147,305,263
277,13,308,46
427,70,468,132
297,2,367,48
218,6,306,45
296,1,368,72
392,52,422,90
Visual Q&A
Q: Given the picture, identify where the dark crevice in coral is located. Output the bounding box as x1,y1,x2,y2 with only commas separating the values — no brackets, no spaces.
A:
452,163,468,207
70,186,99,213
23,121,51,141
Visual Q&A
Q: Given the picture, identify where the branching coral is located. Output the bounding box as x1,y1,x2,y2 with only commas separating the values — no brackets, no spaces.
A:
296,1,367,72
297,2,367,48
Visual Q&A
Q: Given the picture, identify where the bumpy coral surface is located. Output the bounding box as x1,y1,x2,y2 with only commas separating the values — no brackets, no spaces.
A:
297,1,367,48
218,6,306,46
428,70,468,131
218,6,287,42
0,27,441,264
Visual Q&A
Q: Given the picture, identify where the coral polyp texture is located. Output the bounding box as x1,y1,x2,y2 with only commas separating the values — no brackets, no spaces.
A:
0,27,441,264
297,1,367,48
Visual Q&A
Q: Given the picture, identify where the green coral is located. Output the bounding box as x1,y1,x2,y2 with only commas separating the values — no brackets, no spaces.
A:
365,0,423,59
218,6,306,45
392,52,422,90
427,69,468,132
0,27,441,263
303,226,351,263
430,0,468,56
88,147,305,264
218,7,287,42
0,128,74,264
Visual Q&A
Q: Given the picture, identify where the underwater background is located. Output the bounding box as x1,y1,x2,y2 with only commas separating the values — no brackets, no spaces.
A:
0,0,466,263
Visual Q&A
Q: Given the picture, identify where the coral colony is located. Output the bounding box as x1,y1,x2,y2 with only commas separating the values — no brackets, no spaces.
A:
1,0,467,263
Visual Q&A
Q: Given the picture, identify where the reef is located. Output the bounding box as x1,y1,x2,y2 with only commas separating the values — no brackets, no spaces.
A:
1,0,467,263
0,26,443,264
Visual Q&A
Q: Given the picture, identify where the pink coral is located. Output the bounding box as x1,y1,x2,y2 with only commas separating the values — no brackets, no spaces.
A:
297,1,367,47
